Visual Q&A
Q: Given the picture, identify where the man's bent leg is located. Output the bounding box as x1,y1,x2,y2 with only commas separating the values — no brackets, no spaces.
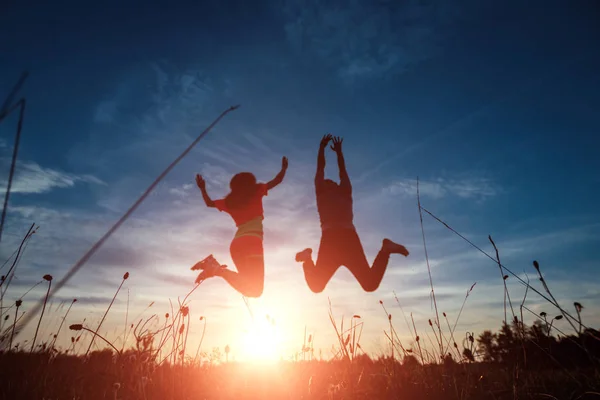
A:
301,232,340,293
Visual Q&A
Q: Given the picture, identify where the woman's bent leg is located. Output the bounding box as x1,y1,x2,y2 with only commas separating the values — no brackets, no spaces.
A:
218,236,265,298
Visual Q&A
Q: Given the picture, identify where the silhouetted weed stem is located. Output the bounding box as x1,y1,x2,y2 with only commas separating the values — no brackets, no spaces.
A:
0,223,35,333
417,179,443,357
442,312,462,360
123,288,129,352
533,260,579,333
379,300,407,356
574,302,584,335
421,207,586,330
70,324,120,355
86,272,129,356
1,280,42,317
31,274,52,352
51,298,76,349
9,299,21,349
519,273,531,338
155,281,203,359
489,235,516,325
411,312,424,364
443,282,476,355
327,298,350,361
0,223,35,293
193,316,206,365
180,306,190,365
393,291,415,343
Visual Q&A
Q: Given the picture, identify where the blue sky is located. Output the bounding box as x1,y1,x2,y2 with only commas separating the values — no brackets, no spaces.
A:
1,0,599,360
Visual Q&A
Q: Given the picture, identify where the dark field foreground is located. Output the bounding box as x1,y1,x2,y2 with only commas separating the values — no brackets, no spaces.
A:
1,351,599,400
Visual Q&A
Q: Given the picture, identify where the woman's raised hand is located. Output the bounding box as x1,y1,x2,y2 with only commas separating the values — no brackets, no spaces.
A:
195,174,206,190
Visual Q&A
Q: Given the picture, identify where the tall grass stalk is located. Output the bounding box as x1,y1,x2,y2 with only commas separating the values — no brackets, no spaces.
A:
417,179,443,357
155,281,202,358
0,223,35,333
51,298,77,349
9,299,21,349
70,324,120,354
533,260,579,333
86,272,129,356
31,274,52,352
193,316,206,365
489,235,516,324
411,313,424,364
443,282,476,355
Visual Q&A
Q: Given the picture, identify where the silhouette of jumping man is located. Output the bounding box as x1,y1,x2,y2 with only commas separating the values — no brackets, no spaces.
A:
296,134,408,292
192,156,288,297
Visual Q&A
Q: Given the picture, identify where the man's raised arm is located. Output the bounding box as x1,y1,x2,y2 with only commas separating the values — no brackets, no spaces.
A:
315,134,332,186
330,136,351,192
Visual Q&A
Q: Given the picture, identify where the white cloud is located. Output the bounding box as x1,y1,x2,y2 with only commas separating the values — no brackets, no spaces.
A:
384,177,500,200
0,159,105,194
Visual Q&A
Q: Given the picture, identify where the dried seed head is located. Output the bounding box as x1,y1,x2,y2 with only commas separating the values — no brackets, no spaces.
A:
540,312,547,318
181,306,189,317
379,300,383,305
71,337,75,343
468,334,474,343
344,334,350,346
165,313,169,319
428,319,432,326
353,315,361,319
16,299,22,307
199,316,204,321
76,336,81,342
503,275,509,280
179,324,185,335
443,312,447,318
123,272,130,280
73,298,77,303
415,335,420,342
574,302,584,312
388,314,392,321
3,315,8,321
554,315,563,321
69,324,83,331
454,342,458,349
533,260,540,271
43,274,53,282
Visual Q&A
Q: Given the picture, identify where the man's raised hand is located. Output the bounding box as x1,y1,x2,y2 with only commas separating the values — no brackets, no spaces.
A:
330,136,343,153
320,133,333,148
281,156,289,171
195,174,206,190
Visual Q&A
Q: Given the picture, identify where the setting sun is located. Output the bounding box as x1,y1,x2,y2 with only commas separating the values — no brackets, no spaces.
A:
240,314,282,363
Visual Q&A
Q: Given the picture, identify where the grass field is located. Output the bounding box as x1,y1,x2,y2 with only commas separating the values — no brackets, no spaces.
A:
1,246,599,400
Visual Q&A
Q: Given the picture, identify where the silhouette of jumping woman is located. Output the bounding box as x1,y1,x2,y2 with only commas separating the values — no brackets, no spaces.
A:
192,156,288,297
296,134,409,292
